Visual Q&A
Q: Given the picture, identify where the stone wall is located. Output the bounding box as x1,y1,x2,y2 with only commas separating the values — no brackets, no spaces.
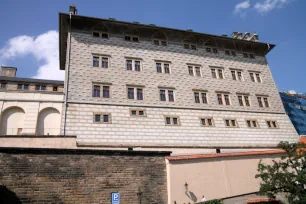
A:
0,148,169,204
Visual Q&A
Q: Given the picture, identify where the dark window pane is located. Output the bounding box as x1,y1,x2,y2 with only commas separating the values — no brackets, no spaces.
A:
93,32,99,37
247,120,251,127
201,93,207,104
224,95,230,105
93,56,99,67
153,40,159,45
161,41,167,46
102,57,108,68
225,120,230,127
128,88,134,99
132,37,139,42
231,51,236,56
249,54,254,58
188,66,194,76
139,111,144,116
252,121,257,127
168,90,174,102
225,50,230,55
103,115,109,123
135,61,141,71
211,69,217,78
184,44,189,49
17,84,23,90
206,47,211,52
231,120,236,127
166,117,171,124
164,64,170,73
194,92,200,103
103,86,109,98
272,121,277,128
156,63,162,73
231,71,236,80
207,119,213,126
195,67,201,76
173,118,178,125
160,90,166,101
264,98,269,107
53,86,58,91
256,73,261,82
217,94,223,105
213,48,218,53
125,36,131,41
126,60,132,70
35,85,40,90
137,88,143,100
101,33,109,38
237,72,242,81
250,73,255,82
93,85,100,97
191,45,196,50
95,114,101,122
243,53,248,58
201,119,206,126
24,84,29,90
218,69,223,79
244,96,250,106
238,96,244,106
267,121,272,128
41,85,46,91
131,110,137,115
258,97,263,107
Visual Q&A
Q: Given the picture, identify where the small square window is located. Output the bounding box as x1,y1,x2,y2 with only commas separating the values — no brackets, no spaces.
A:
249,54,254,58
231,51,236,56
103,115,109,123
17,84,23,90
184,44,190,49
24,84,29,90
93,32,100,37
225,50,230,55
41,85,46,91
94,114,101,122
125,36,131,41
213,48,218,54
101,33,109,39
53,86,58,92
243,53,249,58
191,45,197,50
131,110,137,115
161,41,167,46
154,40,159,45
132,37,139,42
206,47,211,52
35,85,40,91
139,110,144,116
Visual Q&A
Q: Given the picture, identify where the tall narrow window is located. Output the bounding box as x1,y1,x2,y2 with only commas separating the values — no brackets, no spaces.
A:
224,95,230,105
258,97,263,107
194,92,200,103
250,73,255,82
24,84,29,90
103,114,109,123
256,73,261,82
188,66,194,76
250,72,262,83
166,117,171,125
217,94,223,105
244,96,250,106
201,93,207,104
137,88,143,100
237,72,243,81
102,57,109,68
17,84,23,90
93,85,101,97
128,88,134,99
103,86,110,98
156,63,162,73
195,67,201,76
126,60,133,71
211,69,217,78
218,69,223,79
160,90,166,101
238,95,244,106
35,85,40,91
231,71,237,80
164,64,170,73
168,90,174,102
93,56,99,67
135,61,141,71
225,119,238,127
264,97,269,107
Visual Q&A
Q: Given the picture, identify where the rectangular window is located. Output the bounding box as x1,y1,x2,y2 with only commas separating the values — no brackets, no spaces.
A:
250,72,262,83
103,86,110,98
93,32,100,37
101,33,109,39
41,85,46,91
231,71,237,80
164,64,170,73
201,118,214,127
132,37,139,42
191,45,197,50
206,47,211,52
211,67,224,79
93,56,99,67
135,61,141,71
128,88,134,99
24,84,29,90
231,70,244,81
249,54,255,58
218,69,223,79
17,84,23,90
257,96,269,108
165,116,180,126
53,86,58,92
237,71,243,81
94,113,111,124
154,40,159,45
130,109,146,117
93,85,101,97
246,120,259,128
0,83,6,89
225,119,238,127
213,48,218,54
160,90,166,101
194,92,200,103
126,60,133,71
217,93,231,105
195,67,201,76
238,95,250,106
184,44,190,49
156,63,162,73
35,85,40,91
225,50,230,55
266,120,278,128
125,36,139,42
201,93,208,104
101,57,109,68
168,90,174,102
125,36,131,41
137,88,143,100
161,41,167,46
243,53,249,58
103,115,109,123
231,51,236,56
94,114,101,122
188,66,194,76
211,69,217,78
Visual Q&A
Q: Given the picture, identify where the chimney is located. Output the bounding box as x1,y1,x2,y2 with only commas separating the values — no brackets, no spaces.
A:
1,66,17,77
243,31,250,40
69,4,77,15
250,32,259,42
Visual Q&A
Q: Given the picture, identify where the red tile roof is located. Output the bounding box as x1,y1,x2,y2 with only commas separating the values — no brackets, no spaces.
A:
299,137,306,144
166,150,285,161
247,198,279,203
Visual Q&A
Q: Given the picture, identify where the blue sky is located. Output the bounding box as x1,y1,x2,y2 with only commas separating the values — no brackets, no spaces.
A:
0,0,305,93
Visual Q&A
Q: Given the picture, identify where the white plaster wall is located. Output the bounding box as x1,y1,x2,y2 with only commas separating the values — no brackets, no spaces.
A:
36,108,61,135
0,107,25,135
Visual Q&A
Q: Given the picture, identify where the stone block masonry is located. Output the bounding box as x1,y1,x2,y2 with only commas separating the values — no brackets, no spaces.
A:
0,147,169,204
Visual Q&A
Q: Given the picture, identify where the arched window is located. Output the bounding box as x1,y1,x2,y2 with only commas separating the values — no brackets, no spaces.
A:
36,108,61,135
0,107,25,135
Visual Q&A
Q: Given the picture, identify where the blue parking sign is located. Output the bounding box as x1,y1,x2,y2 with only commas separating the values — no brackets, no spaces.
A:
111,192,120,204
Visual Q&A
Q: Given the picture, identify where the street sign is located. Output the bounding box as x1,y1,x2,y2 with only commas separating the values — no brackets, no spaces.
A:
111,192,120,204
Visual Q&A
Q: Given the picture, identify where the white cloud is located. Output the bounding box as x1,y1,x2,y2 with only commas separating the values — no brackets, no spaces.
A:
254,0,293,14
234,0,251,15
0,30,64,80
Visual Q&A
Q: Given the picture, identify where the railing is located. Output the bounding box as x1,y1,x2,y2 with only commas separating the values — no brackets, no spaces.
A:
0,128,61,136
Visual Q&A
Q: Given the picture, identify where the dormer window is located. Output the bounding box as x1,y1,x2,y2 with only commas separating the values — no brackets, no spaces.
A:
206,47,211,52
101,33,109,39
93,32,100,37
125,35,139,42
184,44,197,50
213,48,218,54
153,39,167,46
92,32,109,39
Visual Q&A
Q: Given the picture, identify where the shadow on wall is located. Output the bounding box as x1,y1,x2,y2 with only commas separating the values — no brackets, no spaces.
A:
186,190,198,203
0,185,22,204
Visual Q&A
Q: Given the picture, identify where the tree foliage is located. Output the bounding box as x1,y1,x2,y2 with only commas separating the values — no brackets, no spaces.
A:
255,141,306,204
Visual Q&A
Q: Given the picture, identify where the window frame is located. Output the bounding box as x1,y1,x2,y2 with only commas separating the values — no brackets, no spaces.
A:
194,91,208,104
217,93,231,106
224,119,239,128
164,116,180,126
266,120,279,129
183,43,197,50
210,67,224,79
230,69,244,81
93,113,112,124
200,118,214,127
237,94,251,107
153,39,167,46
125,58,143,72
246,119,260,128
159,88,175,102
155,61,171,74
127,86,144,101
92,83,112,98
130,108,146,117
249,71,262,83
257,96,269,108
125,35,140,43
92,55,111,68
187,64,202,77
92,31,109,39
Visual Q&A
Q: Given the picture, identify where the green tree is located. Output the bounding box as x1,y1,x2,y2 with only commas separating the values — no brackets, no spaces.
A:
255,141,306,204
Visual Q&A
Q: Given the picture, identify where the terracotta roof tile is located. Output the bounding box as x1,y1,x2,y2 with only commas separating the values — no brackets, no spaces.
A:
166,150,285,161
299,137,306,144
